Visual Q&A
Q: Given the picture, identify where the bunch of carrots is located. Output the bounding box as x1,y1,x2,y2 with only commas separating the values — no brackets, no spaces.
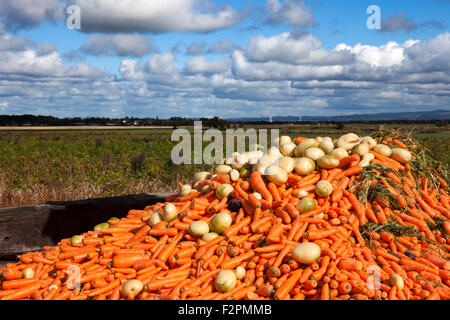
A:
0,132,449,300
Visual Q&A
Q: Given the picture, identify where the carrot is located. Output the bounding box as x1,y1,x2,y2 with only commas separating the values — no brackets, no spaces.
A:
274,269,303,300
250,172,273,203
1,281,42,300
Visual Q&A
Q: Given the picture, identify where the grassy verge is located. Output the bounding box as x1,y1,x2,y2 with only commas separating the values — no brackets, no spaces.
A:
0,126,448,208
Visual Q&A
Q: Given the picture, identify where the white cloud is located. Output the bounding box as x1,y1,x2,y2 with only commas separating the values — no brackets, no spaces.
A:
208,38,242,54
70,0,241,33
184,56,231,75
247,32,353,65
81,34,156,57
0,0,61,31
146,52,178,75
335,40,419,68
265,0,315,27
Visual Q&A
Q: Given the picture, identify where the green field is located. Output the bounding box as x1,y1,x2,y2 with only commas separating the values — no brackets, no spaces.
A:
0,125,448,208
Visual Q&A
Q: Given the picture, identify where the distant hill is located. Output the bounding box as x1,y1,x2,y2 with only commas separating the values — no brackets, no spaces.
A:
226,109,450,122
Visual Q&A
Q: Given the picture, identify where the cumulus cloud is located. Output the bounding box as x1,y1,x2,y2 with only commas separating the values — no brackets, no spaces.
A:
246,32,353,65
265,0,315,27
185,42,207,56
81,34,157,57
0,0,61,32
184,56,231,75
208,38,242,54
68,0,241,33
381,11,417,33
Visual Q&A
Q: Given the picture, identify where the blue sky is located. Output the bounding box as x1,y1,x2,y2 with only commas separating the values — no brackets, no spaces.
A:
0,0,449,118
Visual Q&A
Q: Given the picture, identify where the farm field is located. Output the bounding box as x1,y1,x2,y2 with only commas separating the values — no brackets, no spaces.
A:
0,124,448,208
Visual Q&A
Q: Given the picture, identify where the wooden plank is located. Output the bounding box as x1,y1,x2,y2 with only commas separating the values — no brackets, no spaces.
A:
0,193,169,261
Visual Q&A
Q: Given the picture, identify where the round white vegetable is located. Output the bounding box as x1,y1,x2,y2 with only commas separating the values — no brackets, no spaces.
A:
304,148,325,161
278,156,295,173
209,212,232,234
292,242,321,264
202,232,219,242
279,142,297,157
216,183,234,199
215,270,237,293
188,220,210,237
389,274,405,290
317,155,340,169
229,169,240,182
373,144,392,157
295,139,319,157
315,180,333,197
265,166,288,186
336,133,359,150
122,279,144,298
149,212,163,226
235,266,246,280
192,172,211,184
352,143,370,156
329,148,348,160
214,164,232,175
391,148,412,164
22,268,34,279
277,136,292,147
296,197,317,213
163,203,178,222
180,184,192,197
293,157,316,175
319,137,334,154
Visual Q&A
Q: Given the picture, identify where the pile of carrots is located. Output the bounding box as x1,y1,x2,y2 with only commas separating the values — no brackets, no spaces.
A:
0,132,449,300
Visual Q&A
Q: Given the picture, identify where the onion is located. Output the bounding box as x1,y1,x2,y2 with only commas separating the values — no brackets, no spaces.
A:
315,180,333,197
202,232,219,242
235,266,246,280
390,274,405,290
317,155,340,169
278,156,294,173
180,184,192,197
163,203,178,222
216,183,234,199
293,157,316,175
292,242,321,264
22,268,34,279
214,164,232,175
209,212,232,234
329,148,348,160
279,142,296,157
391,148,412,164
122,279,143,298
295,139,319,157
319,137,334,154
264,166,288,186
296,197,317,213
188,221,210,237
304,148,325,161
373,144,392,157
215,270,237,293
